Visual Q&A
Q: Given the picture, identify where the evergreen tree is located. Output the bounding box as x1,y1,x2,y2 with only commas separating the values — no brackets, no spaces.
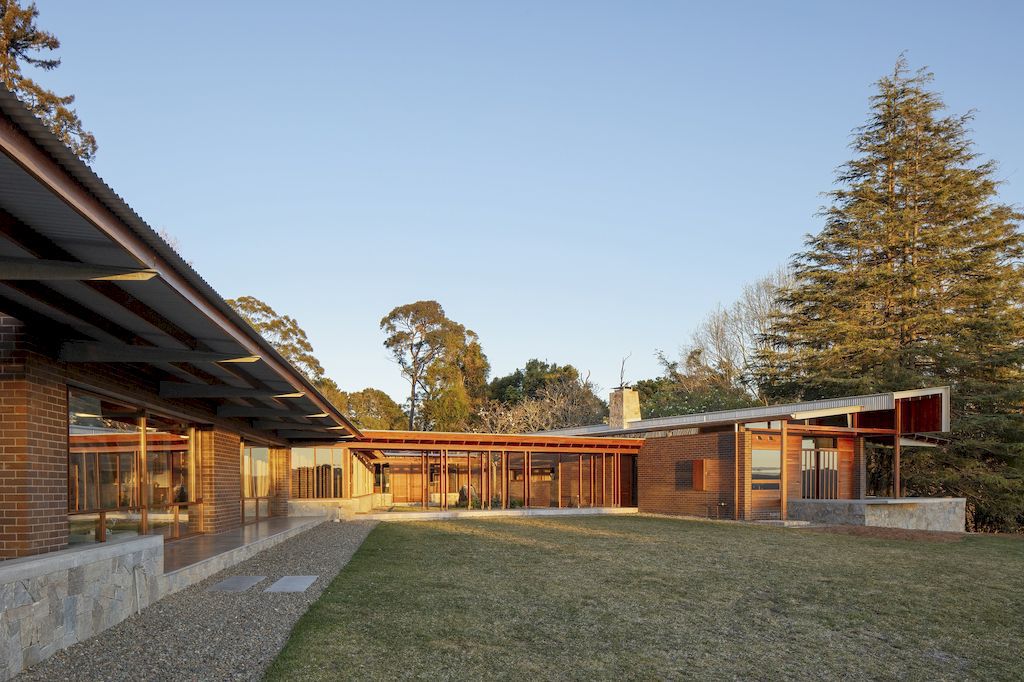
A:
1,0,97,161
758,58,1024,532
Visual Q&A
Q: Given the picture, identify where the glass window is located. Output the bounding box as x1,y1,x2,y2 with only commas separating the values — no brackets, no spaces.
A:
68,392,142,543
752,448,781,490
145,414,197,539
288,447,345,499
241,446,271,499
68,390,201,543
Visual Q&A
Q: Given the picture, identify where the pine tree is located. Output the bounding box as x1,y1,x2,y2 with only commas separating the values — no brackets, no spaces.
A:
1,0,97,161
758,58,1024,532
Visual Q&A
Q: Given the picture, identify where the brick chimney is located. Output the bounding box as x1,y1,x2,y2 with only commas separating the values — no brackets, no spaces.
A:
608,387,641,430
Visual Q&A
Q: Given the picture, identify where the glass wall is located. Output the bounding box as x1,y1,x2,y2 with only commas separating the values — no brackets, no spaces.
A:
290,447,345,499
530,453,559,507
241,445,271,523
68,388,201,543
488,452,503,508
145,414,198,538
507,453,525,508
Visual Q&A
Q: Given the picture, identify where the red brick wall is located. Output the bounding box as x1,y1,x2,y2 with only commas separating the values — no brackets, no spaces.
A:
200,428,242,533
0,314,293,556
636,431,738,519
0,316,69,558
269,447,290,516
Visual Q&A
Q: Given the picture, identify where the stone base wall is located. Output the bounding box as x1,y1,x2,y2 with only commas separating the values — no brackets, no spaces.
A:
787,498,966,533
288,496,375,518
0,535,163,680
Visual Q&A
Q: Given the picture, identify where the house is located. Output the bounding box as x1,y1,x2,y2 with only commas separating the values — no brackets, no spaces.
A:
0,83,963,679
548,387,960,529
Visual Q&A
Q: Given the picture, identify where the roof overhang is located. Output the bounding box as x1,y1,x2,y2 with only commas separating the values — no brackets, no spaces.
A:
0,87,360,444
547,387,951,438
353,430,645,454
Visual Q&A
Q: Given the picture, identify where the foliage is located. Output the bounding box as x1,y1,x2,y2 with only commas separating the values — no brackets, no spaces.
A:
639,269,789,417
634,350,757,419
315,379,407,430
488,359,583,405
756,58,1024,532
381,300,490,431
227,295,325,382
476,373,607,433
0,0,96,161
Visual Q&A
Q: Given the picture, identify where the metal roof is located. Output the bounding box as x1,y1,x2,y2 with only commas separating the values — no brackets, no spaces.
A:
0,87,360,443
545,387,951,437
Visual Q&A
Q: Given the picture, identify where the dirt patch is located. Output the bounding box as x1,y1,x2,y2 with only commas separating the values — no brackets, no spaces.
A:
804,524,965,542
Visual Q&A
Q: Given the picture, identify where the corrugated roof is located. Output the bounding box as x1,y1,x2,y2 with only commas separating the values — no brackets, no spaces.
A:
545,387,950,437
0,87,360,440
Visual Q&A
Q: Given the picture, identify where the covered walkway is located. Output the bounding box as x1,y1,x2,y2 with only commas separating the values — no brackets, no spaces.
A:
354,430,645,511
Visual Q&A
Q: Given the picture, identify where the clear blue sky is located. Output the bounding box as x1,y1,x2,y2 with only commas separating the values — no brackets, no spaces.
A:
31,1,1024,404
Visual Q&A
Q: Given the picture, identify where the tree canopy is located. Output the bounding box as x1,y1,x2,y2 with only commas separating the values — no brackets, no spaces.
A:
381,300,490,431
0,0,96,161
756,58,1024,532
315,379,407,431
228,295,325,382
488,359,586,405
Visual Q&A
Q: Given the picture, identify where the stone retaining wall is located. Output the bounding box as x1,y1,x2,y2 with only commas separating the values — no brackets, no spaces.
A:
0,535,162,680
288,496,374,518
788,497,966,532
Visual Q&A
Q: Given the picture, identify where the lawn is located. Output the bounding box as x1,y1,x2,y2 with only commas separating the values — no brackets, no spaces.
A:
266,516,1024,681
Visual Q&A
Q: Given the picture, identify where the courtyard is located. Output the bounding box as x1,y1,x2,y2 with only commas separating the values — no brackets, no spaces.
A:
268,516,1023,681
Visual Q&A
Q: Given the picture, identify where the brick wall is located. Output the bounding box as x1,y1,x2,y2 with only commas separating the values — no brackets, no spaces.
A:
0,313,293,557
200,428,242,533
269,447,290,517
0,316,69,559
637,431,738,519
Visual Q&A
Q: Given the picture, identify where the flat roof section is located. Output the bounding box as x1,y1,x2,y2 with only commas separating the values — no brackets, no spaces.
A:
545,387,951,437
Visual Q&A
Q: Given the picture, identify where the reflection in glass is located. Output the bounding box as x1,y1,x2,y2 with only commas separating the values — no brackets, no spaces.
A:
507,453,525,508
68,391,142,543
530,453,559,507
145,414,196,538
752,448,781,490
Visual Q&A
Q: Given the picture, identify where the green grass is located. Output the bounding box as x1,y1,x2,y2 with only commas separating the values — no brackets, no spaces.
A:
266,516,1024,681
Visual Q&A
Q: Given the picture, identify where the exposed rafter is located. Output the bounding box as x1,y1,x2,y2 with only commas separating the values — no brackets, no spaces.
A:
61,341,258,364
217,405,308,418
159,382,304,399
276,429,346,440
0,256,156,281
251,419,318,430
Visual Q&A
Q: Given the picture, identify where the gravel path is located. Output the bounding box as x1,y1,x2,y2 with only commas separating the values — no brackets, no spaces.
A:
18,520,378,682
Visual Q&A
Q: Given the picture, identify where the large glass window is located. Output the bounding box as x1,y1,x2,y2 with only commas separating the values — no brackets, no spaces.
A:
530,453,559,507
290,447,345,499
68,389,201,543
145,414,198,539
69,392,141,543
241,445,271,523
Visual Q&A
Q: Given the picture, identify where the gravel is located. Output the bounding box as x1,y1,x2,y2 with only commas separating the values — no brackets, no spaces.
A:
18,520,378,682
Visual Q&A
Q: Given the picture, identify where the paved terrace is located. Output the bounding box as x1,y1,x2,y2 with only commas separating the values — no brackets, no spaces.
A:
18,521,377,682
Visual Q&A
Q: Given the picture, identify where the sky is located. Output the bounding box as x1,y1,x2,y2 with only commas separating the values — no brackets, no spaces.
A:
29,1,1024,404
